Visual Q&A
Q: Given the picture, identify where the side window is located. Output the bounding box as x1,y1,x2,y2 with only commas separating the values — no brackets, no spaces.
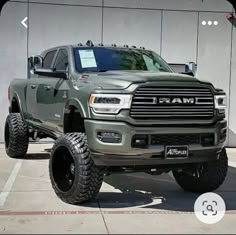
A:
54,49,69,71
43,50,57,69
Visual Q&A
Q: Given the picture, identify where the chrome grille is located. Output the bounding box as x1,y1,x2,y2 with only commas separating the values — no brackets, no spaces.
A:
130,86,214,119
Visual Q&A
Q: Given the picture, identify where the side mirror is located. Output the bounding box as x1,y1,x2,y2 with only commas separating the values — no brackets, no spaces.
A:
34,68,68,79
185,62,197,77
54,71,68,79
28,55,43,70
52,65,69,80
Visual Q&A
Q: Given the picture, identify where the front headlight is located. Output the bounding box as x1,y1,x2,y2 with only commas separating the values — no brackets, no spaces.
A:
89,94,133,114
214,95,227,114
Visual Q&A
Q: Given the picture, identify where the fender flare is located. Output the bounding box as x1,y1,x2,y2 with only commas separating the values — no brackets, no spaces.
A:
64,98,87,118
11,92,24,117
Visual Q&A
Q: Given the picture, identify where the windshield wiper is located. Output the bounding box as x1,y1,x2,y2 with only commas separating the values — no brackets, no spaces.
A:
82,69,108,74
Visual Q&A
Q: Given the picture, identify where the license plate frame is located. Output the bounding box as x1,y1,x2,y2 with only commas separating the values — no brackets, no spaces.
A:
165,145,189,159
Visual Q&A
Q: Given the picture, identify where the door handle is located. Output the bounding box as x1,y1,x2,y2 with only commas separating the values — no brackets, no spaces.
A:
44,85,51,91
30,85,36,89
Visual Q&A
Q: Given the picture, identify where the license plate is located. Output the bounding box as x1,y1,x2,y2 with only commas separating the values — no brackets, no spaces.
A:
165,146,189,159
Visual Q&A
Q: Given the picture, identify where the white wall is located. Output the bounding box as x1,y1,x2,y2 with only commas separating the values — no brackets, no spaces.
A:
0,1,27,141
103,8,162,53
28,3,103,55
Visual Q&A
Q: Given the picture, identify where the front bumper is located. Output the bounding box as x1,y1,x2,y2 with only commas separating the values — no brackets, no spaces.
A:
85,120,227,166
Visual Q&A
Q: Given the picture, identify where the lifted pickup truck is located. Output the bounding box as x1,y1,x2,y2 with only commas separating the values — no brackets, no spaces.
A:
5,41,228,204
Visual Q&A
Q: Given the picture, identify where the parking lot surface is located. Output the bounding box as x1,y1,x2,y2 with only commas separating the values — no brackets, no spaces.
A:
0,143,235,234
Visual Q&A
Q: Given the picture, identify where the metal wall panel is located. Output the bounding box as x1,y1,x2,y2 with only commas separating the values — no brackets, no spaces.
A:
197,12,232,144
28,3,103,56
104,0,233,12
10,0,103,6
0,2,27,141
161,11,198,63
229,26,236,146
103,8,162,53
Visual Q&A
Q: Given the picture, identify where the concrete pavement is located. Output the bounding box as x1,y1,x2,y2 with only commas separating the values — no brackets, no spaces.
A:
0,143,235,234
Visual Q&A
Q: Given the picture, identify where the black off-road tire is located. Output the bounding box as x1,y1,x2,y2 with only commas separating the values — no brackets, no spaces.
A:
5,113,29,158
173,148,228,193
49,133,104,205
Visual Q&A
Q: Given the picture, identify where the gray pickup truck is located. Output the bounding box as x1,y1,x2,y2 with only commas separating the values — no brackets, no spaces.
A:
5,41,228,204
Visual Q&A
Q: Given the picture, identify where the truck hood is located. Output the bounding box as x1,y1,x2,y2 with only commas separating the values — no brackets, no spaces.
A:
83,71,202,89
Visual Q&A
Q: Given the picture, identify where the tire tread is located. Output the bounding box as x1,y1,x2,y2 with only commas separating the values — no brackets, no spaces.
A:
49,133,104,204
5,113,29,158
173,149,228,193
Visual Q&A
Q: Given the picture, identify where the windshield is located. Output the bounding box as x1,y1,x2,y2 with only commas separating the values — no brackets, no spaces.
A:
73,47,173,73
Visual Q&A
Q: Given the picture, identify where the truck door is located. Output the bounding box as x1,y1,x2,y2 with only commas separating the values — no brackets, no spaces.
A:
26,49,57,125
35,48,70,133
